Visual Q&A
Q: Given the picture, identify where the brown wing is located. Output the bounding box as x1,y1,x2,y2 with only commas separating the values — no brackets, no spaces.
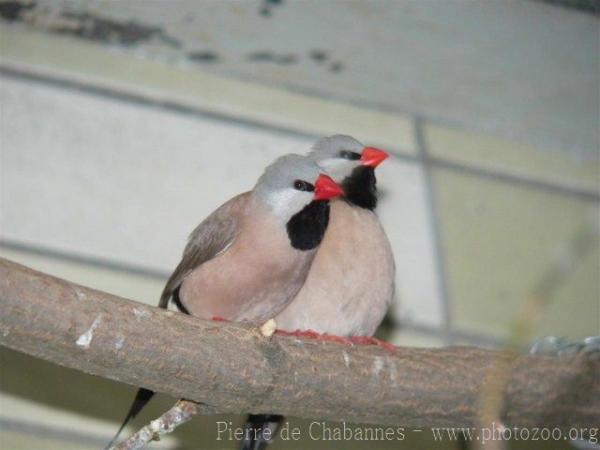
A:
158,192,250,309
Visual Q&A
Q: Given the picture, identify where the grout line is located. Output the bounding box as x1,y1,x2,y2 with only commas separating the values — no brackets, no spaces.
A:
0,64,321,144
177,53,599,162
429,156,600,202
2,64,597,202
414,117,454,345
0,239,169,280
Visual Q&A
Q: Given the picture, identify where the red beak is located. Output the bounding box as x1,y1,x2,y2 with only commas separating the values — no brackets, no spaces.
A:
313,174,344,201
360,147,389,168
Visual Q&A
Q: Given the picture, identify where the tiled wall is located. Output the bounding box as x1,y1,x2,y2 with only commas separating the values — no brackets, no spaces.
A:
1,6,598,450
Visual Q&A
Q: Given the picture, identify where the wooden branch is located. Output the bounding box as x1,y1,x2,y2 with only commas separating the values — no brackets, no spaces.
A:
113,400,198,450
0,257,598,429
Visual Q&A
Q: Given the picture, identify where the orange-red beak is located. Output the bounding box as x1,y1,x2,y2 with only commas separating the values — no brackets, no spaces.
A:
313,174,344,201
360,147,389,168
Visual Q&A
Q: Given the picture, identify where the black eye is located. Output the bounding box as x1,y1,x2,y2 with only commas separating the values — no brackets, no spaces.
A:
339,150,361,160
293,180,314,192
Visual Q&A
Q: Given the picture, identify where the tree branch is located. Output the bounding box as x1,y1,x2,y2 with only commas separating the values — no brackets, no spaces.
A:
113,400,198,450
0,257,598,429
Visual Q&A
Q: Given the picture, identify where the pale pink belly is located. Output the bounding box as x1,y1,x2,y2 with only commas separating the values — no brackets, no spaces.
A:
275,201,395,337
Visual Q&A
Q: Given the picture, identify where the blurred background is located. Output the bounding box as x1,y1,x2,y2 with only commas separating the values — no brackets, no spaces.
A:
0,1,598,449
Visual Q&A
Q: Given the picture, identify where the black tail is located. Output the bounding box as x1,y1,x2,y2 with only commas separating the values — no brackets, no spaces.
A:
240,414,284,450
104,388,155,449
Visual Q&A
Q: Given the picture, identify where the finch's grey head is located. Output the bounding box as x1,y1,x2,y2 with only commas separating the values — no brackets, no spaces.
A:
253,154,342,223
308,134,388,182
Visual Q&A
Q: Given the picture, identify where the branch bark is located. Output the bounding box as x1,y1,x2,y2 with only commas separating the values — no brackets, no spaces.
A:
0,257,598,429
113,400,198,450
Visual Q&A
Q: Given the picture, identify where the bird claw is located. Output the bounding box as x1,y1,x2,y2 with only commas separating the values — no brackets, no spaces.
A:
349,336,396,353
275,329,322,340
210,316,227,322
275,329,395,352
321,333,354,345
